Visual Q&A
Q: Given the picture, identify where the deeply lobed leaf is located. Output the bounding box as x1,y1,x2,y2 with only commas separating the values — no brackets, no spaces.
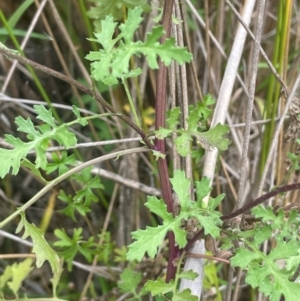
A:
16,212,60,273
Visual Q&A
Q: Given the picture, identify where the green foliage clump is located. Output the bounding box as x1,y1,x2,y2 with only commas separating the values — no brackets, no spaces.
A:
155,95,231,156
127,170,224,261
86,6,192,86
0,105,76,178
231,206,300,301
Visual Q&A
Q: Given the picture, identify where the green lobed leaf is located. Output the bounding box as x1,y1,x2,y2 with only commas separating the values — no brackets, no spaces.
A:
231,248,261,270
208,193,225,210
196,94,215,121
195,177,212,207
246,265,300,301
191,210,222,238
54,228,97,271
187,108,200,132
286,249,300,271
58,190,91,221
173,289,198,301
46,151,76,175
122,68,143,79
90,15,117,51
127,225,171,261
267,240,299,261
251,205,277,222
245,263,273,288
118,267,142,293
170,170,191,211
50,259,63,298
60,202,91,221
250,224,272,246
252,206,300,241
34,105,57,127
0,264,13,291
15,116,41,138
144,196,173,222
195,123,231,151
175,132,193,156
72,167,104,206
0,142,32,177
127,220,187,261
21,159,47,182
151,149,166,160
145,278,175,296
7,258,34,296
16,212,60,273
127,195,189,260
52,125,77,148
119,6,143,43
166,107,181,129
155,127,173,139
141,28,192,67
275,278,300,301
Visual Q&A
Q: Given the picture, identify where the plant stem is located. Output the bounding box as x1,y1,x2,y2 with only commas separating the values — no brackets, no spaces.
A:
236,0,265,207
122,77,141,128
221,182,300,221
154,0,177,282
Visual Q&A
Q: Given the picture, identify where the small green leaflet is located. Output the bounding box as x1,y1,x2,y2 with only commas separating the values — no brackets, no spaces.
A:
0,105,76,178
50,259,64,298
151,149,166,160
86,6,192,85
54,228,97,271
166,107,181,129
72,166,104,205
175,133,192,157
195,177,212,207
117,267,147,299
195,123,231,152
16,212,60,273
170,170,191,212
145,274,198,301
46,151,76,175
0,258,34,297
145,278,175,296
155,105,231,156
231,248,261,269
155,127,173,139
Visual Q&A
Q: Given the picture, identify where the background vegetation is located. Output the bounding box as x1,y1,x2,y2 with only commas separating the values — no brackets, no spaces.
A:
0,0,300,300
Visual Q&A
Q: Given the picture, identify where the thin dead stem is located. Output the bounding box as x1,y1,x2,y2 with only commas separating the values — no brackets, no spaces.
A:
236,0,265,208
